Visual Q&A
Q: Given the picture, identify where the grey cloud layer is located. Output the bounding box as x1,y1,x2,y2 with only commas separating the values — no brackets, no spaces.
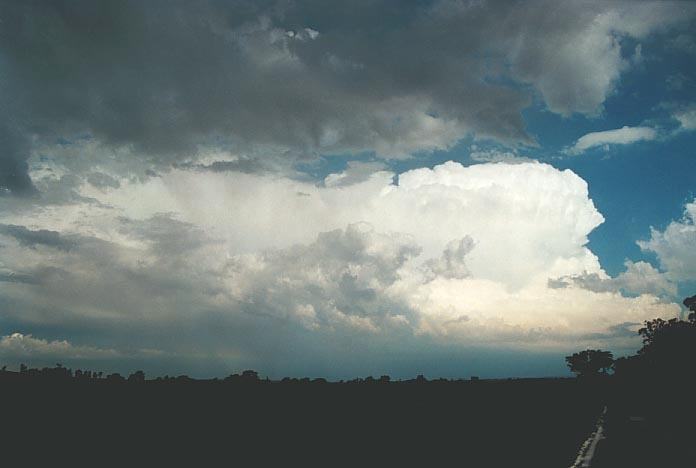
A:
548,260,676,297
0,217,424,371
227,224,422,332
0,224,78,251
2,0,694,194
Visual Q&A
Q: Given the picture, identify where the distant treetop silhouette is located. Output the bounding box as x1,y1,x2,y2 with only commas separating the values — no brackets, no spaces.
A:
565,349,614,378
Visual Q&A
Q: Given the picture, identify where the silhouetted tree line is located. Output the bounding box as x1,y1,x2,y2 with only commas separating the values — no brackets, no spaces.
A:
0,363,146,383
1,362,493,386
565,293,696,381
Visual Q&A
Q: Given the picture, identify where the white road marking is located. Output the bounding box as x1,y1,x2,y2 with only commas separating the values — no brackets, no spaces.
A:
569,406,607,468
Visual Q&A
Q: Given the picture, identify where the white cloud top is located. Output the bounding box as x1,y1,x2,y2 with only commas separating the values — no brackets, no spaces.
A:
639,201,696,282
0,333,118,360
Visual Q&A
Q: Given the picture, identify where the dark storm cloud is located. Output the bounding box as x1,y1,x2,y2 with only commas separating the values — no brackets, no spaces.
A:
0,266,68,285
0,224,78,251
577,322,641,342
0,216,223,335
0,124,37,196
0,270,40,285
3,0,693,195
117,213,217,255
32,173,109,207
175,157,269,174
86,172,120,190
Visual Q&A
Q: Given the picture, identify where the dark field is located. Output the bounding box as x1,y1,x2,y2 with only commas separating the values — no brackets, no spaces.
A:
1,374,606,466
591,374,696,468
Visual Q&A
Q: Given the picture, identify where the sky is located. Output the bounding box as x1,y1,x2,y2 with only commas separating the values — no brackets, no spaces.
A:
0,0,695,379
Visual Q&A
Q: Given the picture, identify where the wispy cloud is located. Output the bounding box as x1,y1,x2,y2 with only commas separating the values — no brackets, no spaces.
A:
567,126,657,154
468,146,533,164
673,108,696,132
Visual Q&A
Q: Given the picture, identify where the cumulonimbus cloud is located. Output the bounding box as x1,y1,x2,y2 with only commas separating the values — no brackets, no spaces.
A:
0,161,682,368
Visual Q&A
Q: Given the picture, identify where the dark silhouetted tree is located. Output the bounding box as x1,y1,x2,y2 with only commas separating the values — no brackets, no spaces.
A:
565,349,614,378
240,370,259,382
613,295,696,380
106,373,125,382
636,314,696,375
684,294,696,322
128,370,145,383
639,318,679,350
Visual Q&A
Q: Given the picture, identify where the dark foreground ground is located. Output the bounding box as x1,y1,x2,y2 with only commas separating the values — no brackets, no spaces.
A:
3,371,695,466
1,374,604,466
590,375,696,468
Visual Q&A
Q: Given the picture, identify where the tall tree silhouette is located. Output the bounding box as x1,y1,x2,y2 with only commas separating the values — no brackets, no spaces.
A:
635,311,696,375
613,294,696,379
